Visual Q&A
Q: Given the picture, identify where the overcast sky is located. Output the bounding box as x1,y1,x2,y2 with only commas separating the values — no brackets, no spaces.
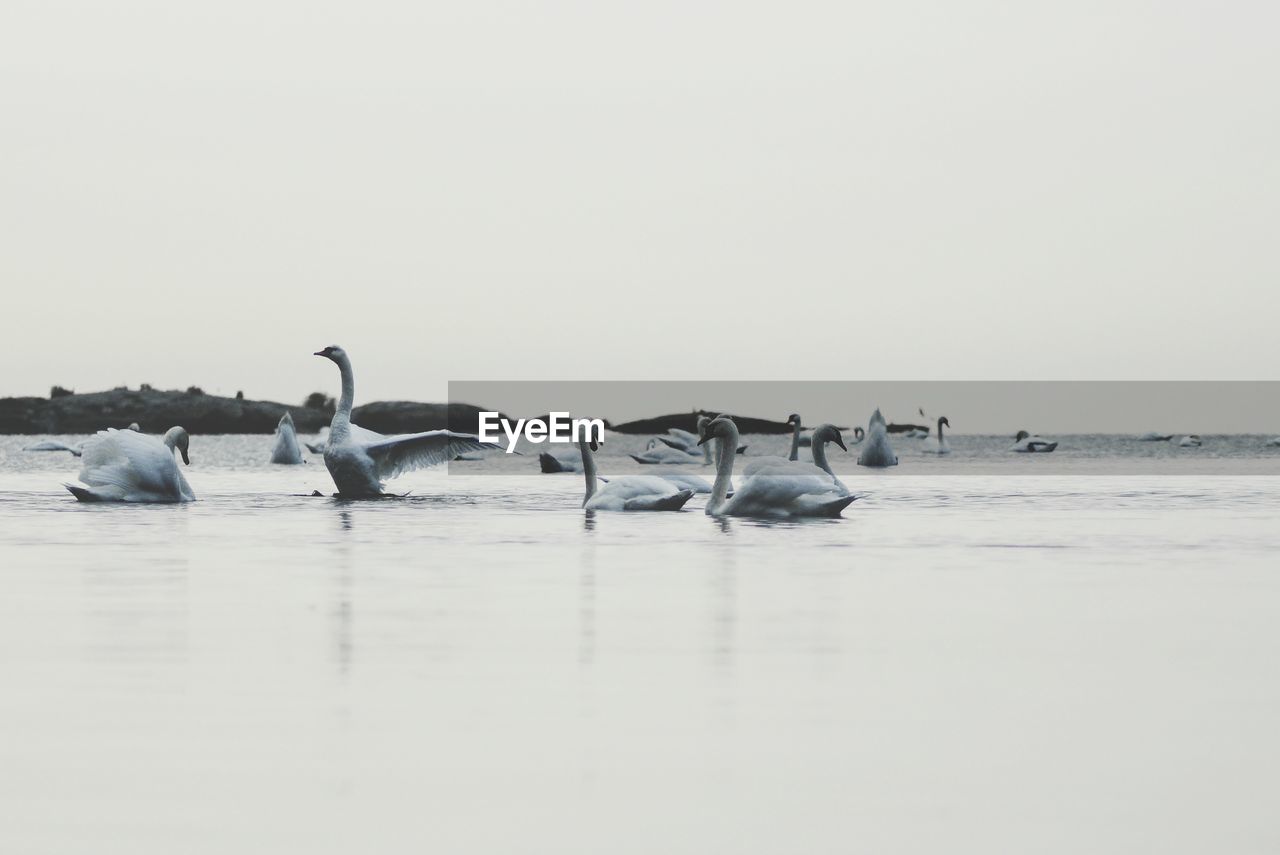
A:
2,1,1276,409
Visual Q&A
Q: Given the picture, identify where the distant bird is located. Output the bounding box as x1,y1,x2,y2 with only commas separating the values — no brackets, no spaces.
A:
1178,435,1202,448
26,422,141,456
1012,430,1058,453
857,409,899,467
631,438,703,465
314,346,501,497
698,416,855,518
269,411,305,464
65,426,194,503
921,416,951,455
578,438,693,511
305,426,329,454
658,418,746,458
1137,432,1174,442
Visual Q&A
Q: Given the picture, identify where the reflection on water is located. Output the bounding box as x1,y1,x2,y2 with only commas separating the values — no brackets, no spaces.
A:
1,437,1279,854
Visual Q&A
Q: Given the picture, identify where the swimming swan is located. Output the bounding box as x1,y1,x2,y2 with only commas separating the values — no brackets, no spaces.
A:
698,417,856,518
631,437,704,465
314,345,501,497
65,426,194,503
578,438,693,511
1012,431,1057,453
1178,435,1202,448
743,424,851,494
270,411,305,464
857,409,898,467
921,417,951,454
1138,432,1174,442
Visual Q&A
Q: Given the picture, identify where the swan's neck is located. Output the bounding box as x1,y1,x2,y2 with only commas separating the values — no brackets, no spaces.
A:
811,436,833,477
579,443,597,506
937,418,946,442
707,424,739,513
703,436,713,464
330,353,356,439
789,421,801,461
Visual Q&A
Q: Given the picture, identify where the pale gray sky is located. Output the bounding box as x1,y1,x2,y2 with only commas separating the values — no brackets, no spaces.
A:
2,1,1277,406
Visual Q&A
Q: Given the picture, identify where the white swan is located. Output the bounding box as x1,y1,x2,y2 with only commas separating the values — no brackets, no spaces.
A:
65,426,194,503
305,426,329,454
1178,435,1202,448
698,417,856,518
578,438,693,511
631,437,703,465
743,423,850,490
270,411,305,464
658,417,747,459
921,416,951,454
26,422,142,456
1012,430,1058,453
314,346,501,497
857,409,898,467
1138,432,1173,442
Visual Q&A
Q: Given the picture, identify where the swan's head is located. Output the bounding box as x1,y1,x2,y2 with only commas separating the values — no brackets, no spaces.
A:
812,424,847,452
697,416,736,446
163,426,191,465
278,411,294,428
697,414,710,432
938,416,950,429
786,413,801,427
314,345,346,363
578,437,600,452
127,422,141,432
1015,430,1030,442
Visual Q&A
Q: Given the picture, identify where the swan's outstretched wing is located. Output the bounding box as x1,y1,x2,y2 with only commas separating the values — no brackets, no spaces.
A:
25,440,83,455
362,431,502,481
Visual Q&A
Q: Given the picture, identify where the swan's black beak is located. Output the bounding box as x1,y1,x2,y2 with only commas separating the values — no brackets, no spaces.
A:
696,436,709,446
180,448,191,465
589,439,599,452
834,436,847,452
313,350,326,357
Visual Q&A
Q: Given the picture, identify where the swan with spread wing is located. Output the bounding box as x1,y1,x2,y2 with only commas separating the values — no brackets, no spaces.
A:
314,345,501,497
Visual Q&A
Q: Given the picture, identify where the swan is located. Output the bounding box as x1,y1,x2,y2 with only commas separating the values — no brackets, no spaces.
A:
314,345,501,497
578,438,693,511
658,418,746,458
857,409,898,467
1012,430,1057,453
270,411,305,464
631,437,703,465
1178,435,1202,448
305,426,329,454
26,422,142,456
920,416,951,454
742,423,850,490
1138,432,1174,442
697,417,855,518
65,426,194,503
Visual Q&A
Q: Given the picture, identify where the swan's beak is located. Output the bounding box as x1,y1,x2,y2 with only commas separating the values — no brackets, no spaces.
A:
180,448,191,465
313,350,326,357
834,436,847,452
589,439,599,452
696,436,709,446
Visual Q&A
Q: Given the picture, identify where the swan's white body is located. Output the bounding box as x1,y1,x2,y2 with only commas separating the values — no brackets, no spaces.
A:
700,418,855,518
921,417,951,454
742,424,850,495
1012,431,1058,453
315,346,501,497
66,427,194,503
1178,435,1202,448
1138,432,1174,442
657,419,746,460
902,428,930,439
270,411,305,464
27,423,142,457
631,438,703,465
857,409,898,468
579,441,692,511
636,470,714,494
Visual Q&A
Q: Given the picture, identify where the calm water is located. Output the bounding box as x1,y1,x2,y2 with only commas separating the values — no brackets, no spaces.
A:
2,433,1279,854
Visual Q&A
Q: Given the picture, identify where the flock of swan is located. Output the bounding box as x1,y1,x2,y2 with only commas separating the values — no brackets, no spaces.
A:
23,345,1277,515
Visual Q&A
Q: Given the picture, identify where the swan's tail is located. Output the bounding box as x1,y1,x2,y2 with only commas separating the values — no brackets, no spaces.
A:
624,489,694,511
629,454,657,465
736,445,748,454
816,494,858,517
539,453,566,473
65,483,104,502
